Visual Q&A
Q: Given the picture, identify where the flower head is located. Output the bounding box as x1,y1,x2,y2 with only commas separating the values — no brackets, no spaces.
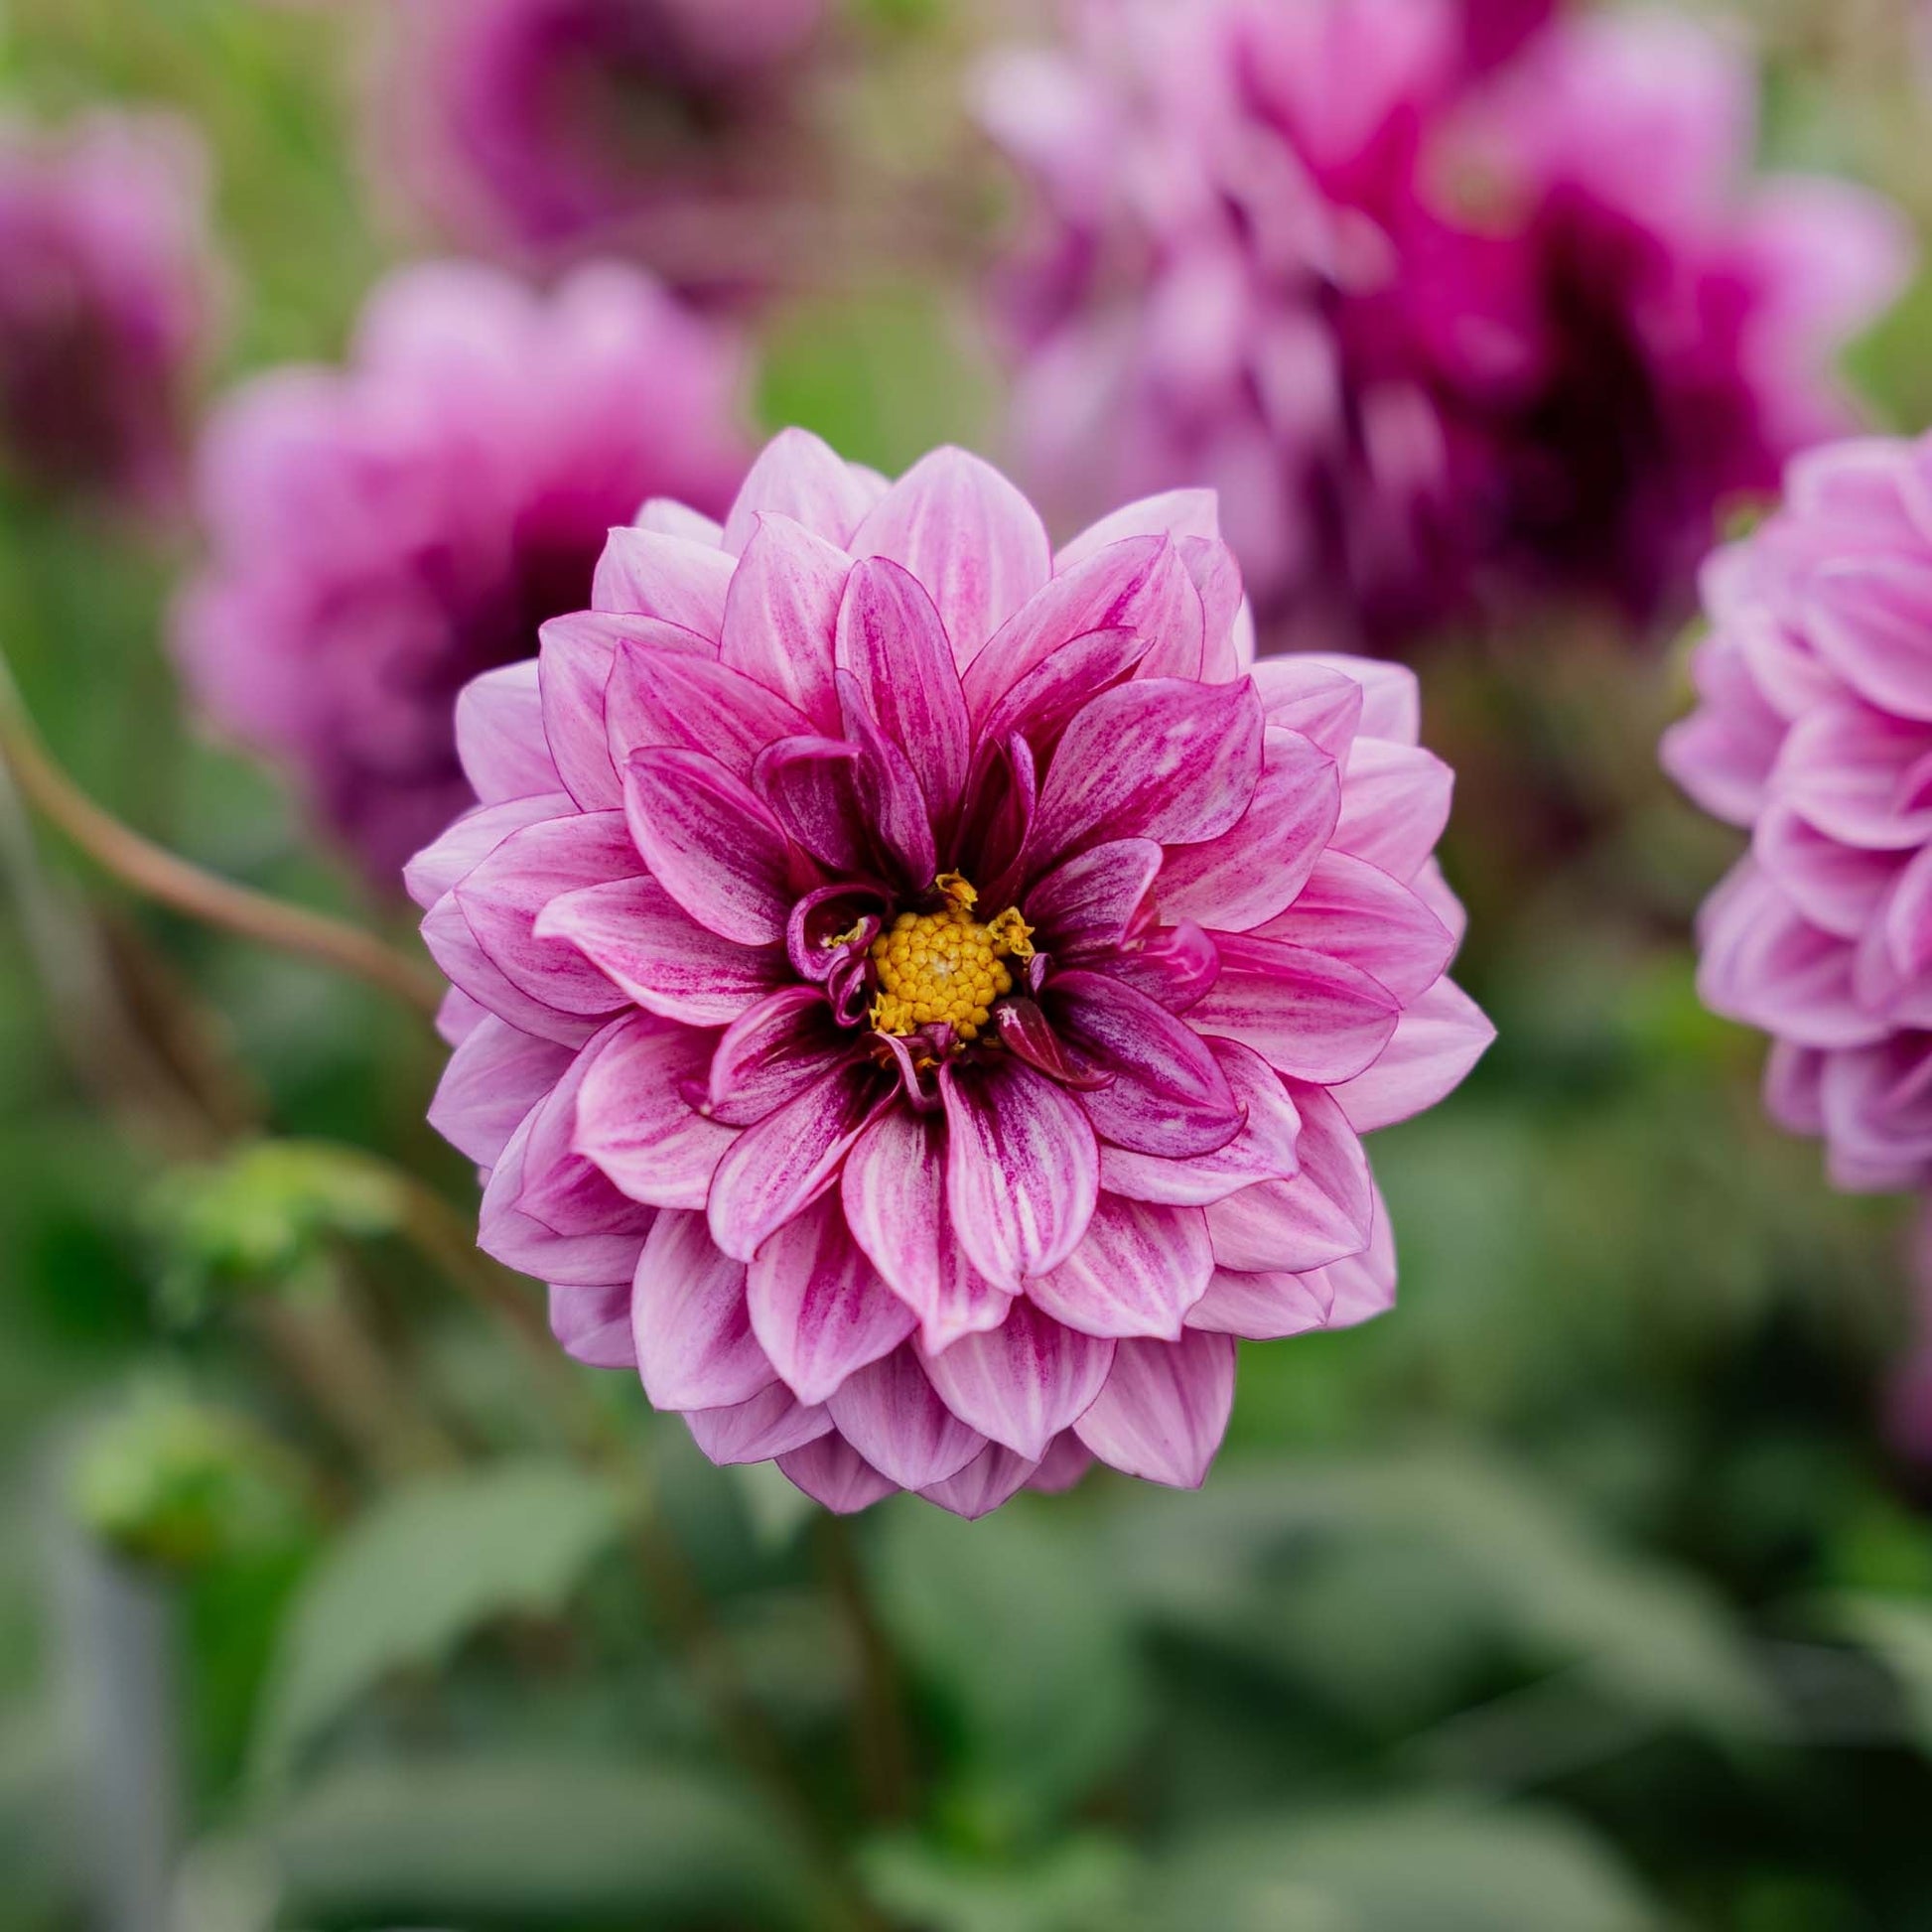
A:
0,111,221,517
1665,432,1932,1193
979,0,1908,648
413,429,1492,1515
381,0,826,288
173,261,747,887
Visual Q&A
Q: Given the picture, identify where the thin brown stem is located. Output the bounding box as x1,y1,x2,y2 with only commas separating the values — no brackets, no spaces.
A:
0,657,443,1019
818,1514,917,1825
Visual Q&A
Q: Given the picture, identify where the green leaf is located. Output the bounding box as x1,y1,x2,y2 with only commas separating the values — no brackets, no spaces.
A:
251,1461,623,1783
260,1754,814,1928
1835,1594,1932,1755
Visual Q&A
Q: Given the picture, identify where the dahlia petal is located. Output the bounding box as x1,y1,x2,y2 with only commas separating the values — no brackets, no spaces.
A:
454,812,638,1016
623,748,800,945
1321,1185,1397,1328
920,1443,1041,1519
436,988,489,1048
1771,702,1932,851
1204,1086,1374,1274
535,875,787,1025
1023,838,1164,958
512,1025,647,1237
631,1210,770,1412
480,1113,651,1288
1303,655,1420,746
1252,851,1457,1000
1247,656,1365,759
1332,740,1453,881
1765,1038,1828,1134
1184,1267,1331,1340
747,1193,919,1405
1050,969,1242,1157
405,792,570,911
1098,918,1221,1013
1158,726,1340,932
1753,804,1899,940
606,638,814,781
722,427,887,554
921,1302,1114,1459
1074,1331,1236,1488
835,557,972,832
593,526,735,637
549,1282,634,1370
683,1384,832,1465
420,893,602,1048
941,1057,1100,1290
454,662,558,805
971,625,1153,762
538,614,630,811
573,1013,734,1209
635,499,726,545
776,1433,897,1514
850,447,1051,665
842,1108,1014,1354
1100,1037,1303,1205
429,1014,573,1167
1029,676,1264,869
1332,977,1495,1131
1188,935,1400,1083
1027,1432,1095,1495
1028,1194,1213,1339
824,1344,987,1488
1179,538,1247,683
691,988,839,1130
708,1057,889,1262
754,736,876,875
1804,556,1932,724
1055,488,1222,568
835,670,938,888
719,512,849,732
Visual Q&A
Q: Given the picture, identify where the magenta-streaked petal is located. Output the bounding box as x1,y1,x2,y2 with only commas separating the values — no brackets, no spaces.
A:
1204,1086,1373,1275
429,1014,573,1167
606,638,814,780
1187,935,1400,1083
1050,969,1241,1157
454,812,638,1016
454,662,558,805
550,1283,634,1370
722,428,886,554
1303,654,1419,745
941,1057,1099,1290
1332,740,1453,882
850,447,1051,665
406,792,571,912
920,1442,1040,1519
1247,657,1365,759
921,1302,1114,1459
1253,852,1456,1002
836,557,972,832
1074,1331,1236,1487
630,1209,770,1411
1179,537,1246,681
536,875,786,1026
708,1056,888,1262
719,513,850,732
842,1108,1014,1354
754,736,875,875
513,1024,648,1237
573,1013,735,1209
1184,1267,1331,1340
1332,977,1494,1131
747,1192,918,1405
1028,1195,1213,1339
971,625,1151,761
835,670,939,889
825,1344,986,1488
776,1432,897,1513
593,526,736,636
1029,677,1263,869
683,1384,832,1465
1027,1431,1094,1495
1100,1037,1303,1205
538,614,641,811
1024,839,1163,957
704,986,845,1127
1098,918,1221,1013
624,748,801,945
480,1113,651,1288
420,893,601,1048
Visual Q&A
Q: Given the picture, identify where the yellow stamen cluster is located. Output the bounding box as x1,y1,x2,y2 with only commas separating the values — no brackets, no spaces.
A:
869,879,1034,1043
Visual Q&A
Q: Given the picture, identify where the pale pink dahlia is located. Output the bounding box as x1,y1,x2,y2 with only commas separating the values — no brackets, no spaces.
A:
174,261,747,887
1664,434,1932,1192
411,431,1493,1515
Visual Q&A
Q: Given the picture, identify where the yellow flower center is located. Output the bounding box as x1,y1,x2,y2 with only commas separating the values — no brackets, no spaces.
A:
868,875,1034,1043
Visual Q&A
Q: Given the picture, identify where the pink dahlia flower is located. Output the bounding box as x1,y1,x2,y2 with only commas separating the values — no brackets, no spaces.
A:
0,111,221,517
410,429,1492,1515
381,0,826,286
1663,433,1932,1192
979,0,1909,648
173,261,747,888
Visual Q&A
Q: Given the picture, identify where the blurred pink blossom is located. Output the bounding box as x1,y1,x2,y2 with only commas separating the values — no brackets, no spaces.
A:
173,260,748,887
409,428,1491,1515
0,111,222,518
979,0,1910,650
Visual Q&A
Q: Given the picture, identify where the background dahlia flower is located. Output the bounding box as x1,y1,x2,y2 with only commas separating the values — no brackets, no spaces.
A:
411,429,1493,1515
1664,432,1932,1194
0,111,221,517
978,0,1909,649
173,259,747,887
381,0,826,287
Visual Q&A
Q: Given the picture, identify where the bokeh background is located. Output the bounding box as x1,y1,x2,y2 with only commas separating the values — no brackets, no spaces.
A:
4,1,1932,1928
